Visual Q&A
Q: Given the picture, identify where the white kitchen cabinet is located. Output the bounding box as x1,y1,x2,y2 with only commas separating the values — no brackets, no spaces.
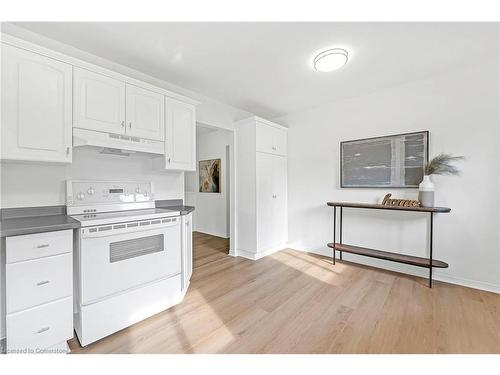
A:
235,117,288,260
1,44,73,163
5,230,73,353
125,84,164,141
256,120,287,156
74,69,165,141
256,153,287,251
164,97,196,171
1,239,5,345
181,213,193,293
73,67,126,135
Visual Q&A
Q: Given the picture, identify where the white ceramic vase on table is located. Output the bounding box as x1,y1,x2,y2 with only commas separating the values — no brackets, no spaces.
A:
418,175,435,207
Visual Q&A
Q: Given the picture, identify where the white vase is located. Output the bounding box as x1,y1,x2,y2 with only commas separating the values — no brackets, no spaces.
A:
418,175,435,207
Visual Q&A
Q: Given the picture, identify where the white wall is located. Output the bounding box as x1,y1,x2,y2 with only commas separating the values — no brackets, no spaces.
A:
185,128,233,238
1,149,184,208
277,59,500,292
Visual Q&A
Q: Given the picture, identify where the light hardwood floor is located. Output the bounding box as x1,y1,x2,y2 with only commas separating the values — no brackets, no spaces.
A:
69,232,500,354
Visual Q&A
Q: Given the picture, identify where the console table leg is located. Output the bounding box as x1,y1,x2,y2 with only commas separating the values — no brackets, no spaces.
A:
340,207,343,261
333,206,336,265
429,212,433,288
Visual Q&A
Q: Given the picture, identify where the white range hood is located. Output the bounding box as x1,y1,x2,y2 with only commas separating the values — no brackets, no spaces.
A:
73,128,164,156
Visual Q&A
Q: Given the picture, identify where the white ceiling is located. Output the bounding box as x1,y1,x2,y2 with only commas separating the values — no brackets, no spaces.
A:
9,22,498,119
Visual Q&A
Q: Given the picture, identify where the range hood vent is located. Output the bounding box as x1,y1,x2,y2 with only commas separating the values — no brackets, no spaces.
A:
73,128,164,156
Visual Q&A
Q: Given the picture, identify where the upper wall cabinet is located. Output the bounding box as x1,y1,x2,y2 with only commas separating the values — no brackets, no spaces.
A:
163,97,196,171
74,68,164,141
73,67,126,134
256,120,287,156
1,44,73,163
125,84,164,141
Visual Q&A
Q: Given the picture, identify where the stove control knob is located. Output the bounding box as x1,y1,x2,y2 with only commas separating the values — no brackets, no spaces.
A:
77,192,85,200
87,187,95,195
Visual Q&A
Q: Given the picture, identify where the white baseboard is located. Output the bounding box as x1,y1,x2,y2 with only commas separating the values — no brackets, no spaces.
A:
233,245,285,261
289,245,500,294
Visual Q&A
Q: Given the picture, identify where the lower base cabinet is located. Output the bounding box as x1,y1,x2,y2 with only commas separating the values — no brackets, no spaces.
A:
4,230,73,354
181,213,193,293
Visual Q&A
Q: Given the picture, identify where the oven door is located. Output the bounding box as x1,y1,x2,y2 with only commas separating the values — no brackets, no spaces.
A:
79,219,181,305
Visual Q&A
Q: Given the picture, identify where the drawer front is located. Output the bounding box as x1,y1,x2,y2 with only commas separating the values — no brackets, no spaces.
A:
6,297,73,352
6,253,73,314
6,229,72,263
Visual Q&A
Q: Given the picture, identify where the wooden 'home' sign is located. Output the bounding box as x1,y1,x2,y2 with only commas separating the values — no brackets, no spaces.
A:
381,193,421,207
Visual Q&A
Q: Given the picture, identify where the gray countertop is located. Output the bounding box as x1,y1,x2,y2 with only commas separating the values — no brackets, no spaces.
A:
155,199,195,215
0,214,81,237
0,199,194,238
160,205,195,215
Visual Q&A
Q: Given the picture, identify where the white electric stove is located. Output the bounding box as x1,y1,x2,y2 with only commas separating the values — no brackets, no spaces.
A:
67,180,183,347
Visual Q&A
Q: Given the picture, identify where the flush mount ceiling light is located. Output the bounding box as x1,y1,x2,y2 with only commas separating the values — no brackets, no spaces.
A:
313,48,348,72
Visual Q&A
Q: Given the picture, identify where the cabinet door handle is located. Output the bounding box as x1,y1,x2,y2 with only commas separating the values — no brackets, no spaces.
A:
36,327,50,334
36,280,50,286
168,157,171,163
129,122,132,128
36,244,50,249
121,120,125,128
66,147,70,155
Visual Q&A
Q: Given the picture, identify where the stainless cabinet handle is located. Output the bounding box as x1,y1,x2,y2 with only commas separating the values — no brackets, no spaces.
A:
66,147,70,155
121,120,125,128
36,327,50,334
168,157,171,163
36,244,49,248
36,280,50,286
129,122,132,128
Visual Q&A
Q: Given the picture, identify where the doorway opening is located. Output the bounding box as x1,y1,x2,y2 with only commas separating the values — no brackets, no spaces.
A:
184,123,234,259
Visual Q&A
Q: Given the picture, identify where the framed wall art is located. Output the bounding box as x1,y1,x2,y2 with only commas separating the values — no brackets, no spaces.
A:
340,131,429,188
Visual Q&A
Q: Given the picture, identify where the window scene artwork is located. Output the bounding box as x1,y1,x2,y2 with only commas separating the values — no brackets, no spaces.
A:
340,131,429,188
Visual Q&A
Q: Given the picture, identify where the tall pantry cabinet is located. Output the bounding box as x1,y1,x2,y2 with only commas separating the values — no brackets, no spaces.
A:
235,117,288,260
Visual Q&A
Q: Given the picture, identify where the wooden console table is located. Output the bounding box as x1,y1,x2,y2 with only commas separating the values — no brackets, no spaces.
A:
326,201,451,287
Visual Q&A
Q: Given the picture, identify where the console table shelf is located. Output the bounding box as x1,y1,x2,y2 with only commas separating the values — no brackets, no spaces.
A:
327,201,451,288
327,201,451,213
327,243,449,269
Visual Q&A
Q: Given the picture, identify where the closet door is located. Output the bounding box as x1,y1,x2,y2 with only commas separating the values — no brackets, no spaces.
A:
125,84,164,141
1,44,73,163
73,67,126,134
256,152,276,251
272,155,288,246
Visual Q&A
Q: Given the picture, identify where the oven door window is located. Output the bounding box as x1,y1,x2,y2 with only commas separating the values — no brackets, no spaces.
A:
110,234,164,263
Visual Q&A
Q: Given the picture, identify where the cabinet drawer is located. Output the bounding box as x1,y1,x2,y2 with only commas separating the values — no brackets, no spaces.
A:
6,297,73,352
6,253,72,314
6,230,72,263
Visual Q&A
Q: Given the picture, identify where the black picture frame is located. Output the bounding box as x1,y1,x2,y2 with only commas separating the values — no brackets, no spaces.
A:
340,131,429,188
